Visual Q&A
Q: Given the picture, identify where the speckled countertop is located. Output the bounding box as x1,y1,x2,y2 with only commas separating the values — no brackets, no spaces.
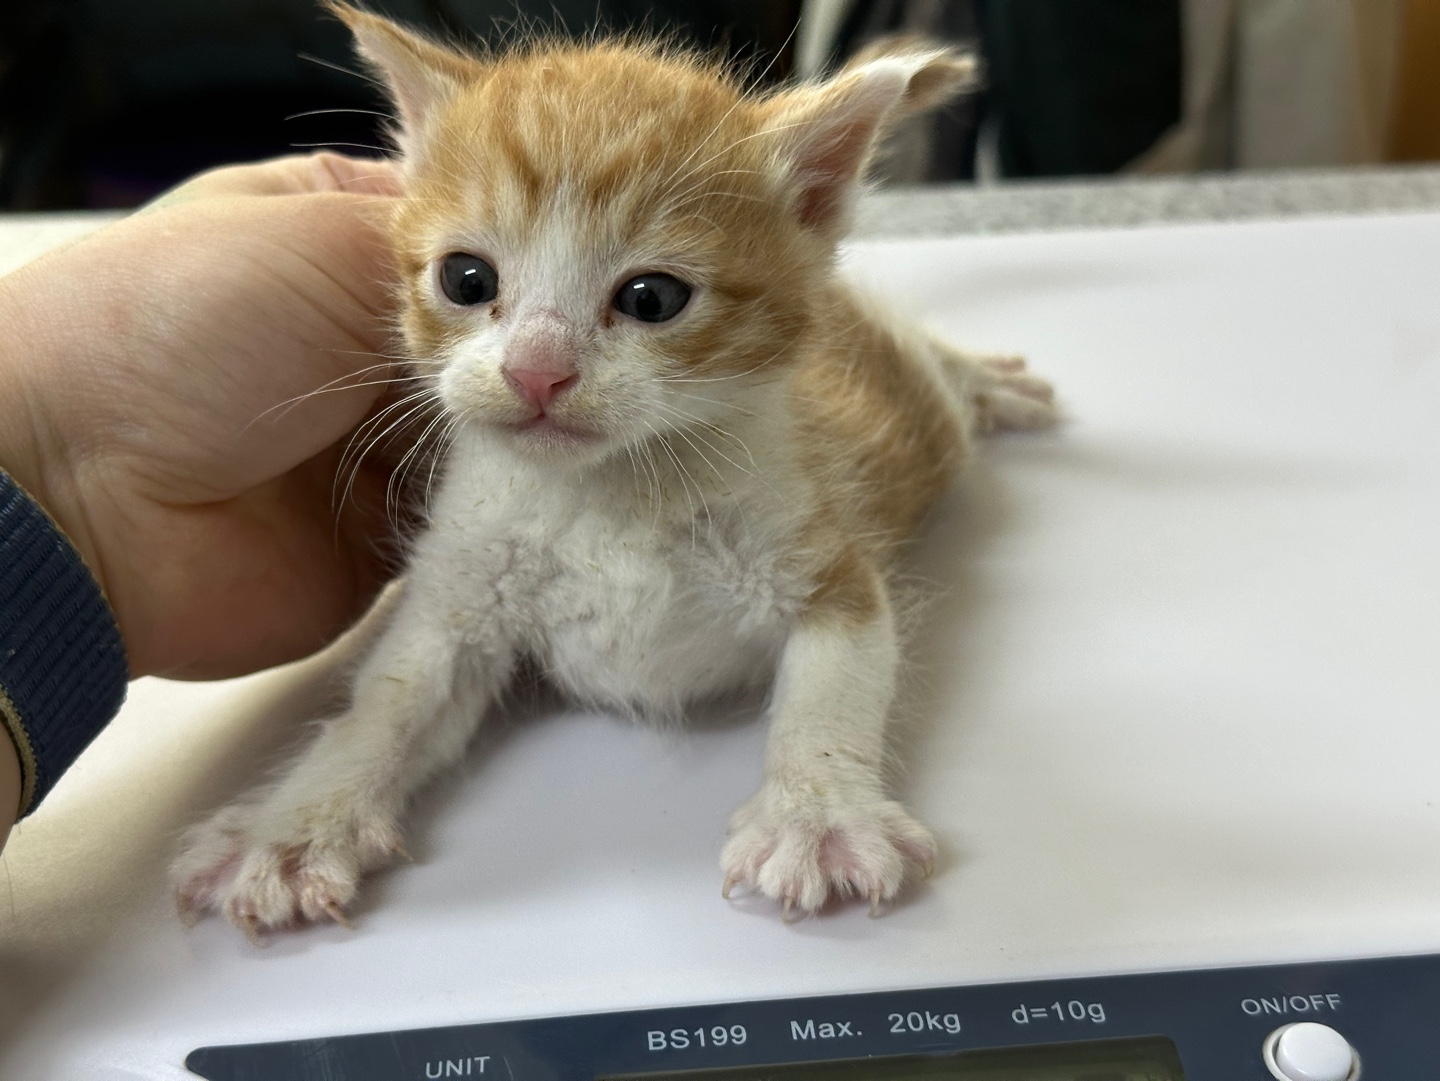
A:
3,164,1440,276
852,163,1440,238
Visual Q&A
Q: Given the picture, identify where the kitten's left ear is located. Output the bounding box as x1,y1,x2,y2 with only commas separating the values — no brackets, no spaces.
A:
326,2,483,158
765,41,979,238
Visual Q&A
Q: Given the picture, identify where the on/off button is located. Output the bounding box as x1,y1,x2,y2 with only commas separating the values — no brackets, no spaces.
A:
1263,1023,1360,1081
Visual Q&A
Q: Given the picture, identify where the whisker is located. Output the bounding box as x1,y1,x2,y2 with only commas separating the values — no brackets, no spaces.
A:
298,52,382,88
326,346,444,366
423,415,463,514
657,93,750,202
332,392,430,482
332,390,437,508
335,397,437,522
285,106,398,123
335,397,432,503
290,140,393,154
657,350,784,383
661,119,814,204
663,389,758,417
388,408,451,524
638,435,665,529
642,421,700,545
250,369,409,426
659,412,728,487
663,168,773,214
652,403,755,477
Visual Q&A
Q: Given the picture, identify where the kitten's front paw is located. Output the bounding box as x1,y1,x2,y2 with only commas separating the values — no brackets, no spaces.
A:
720,787,935,919
171,796,406,940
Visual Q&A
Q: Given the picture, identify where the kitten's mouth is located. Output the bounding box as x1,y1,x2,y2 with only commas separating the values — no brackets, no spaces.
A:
504,412,602,445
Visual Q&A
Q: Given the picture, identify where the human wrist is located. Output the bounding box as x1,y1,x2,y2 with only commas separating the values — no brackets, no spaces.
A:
0,270,109,598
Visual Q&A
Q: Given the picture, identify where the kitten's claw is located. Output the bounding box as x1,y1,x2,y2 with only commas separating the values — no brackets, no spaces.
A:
868,891,883,918
782,897,796,923
321,899,355,930
722,876,738,900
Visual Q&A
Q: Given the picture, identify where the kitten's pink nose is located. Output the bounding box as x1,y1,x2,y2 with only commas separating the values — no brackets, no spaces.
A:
503,316,582,410
503,366,579,410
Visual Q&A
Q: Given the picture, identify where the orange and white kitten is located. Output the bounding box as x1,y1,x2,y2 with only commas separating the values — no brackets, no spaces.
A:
172,7,1056,935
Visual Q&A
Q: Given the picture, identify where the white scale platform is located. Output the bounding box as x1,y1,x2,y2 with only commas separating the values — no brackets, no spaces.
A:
3,210,1439,1079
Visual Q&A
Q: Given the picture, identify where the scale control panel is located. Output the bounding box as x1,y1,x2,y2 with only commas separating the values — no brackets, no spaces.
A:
183,952,1440,1080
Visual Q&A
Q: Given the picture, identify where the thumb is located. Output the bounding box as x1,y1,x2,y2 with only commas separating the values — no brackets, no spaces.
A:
152,153,403,206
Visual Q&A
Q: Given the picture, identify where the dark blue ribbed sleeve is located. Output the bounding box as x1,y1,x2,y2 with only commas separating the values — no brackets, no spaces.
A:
0,470,128,816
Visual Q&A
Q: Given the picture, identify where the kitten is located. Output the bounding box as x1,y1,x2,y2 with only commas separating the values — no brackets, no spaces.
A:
171,5,1056,937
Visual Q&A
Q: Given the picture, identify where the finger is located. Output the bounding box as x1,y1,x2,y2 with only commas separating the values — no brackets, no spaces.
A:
66,189,405,505
137,453,395,680
303,152,405,196
152,153,403,205
205,192,406,496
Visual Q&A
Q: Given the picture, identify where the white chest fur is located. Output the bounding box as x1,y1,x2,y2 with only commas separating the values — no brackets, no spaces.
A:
405,425,810,715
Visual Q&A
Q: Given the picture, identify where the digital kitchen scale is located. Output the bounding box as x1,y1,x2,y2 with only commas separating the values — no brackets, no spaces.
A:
183,951,1429,1079
3,210,1440,1080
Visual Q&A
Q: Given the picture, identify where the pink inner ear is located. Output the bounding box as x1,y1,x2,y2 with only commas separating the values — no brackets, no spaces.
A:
795,116,878,231
785,66,909,234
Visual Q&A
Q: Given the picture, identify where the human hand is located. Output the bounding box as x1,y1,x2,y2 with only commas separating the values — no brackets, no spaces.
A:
0,153,407,679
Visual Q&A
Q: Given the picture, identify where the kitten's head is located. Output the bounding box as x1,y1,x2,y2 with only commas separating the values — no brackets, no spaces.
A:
334,4,976,467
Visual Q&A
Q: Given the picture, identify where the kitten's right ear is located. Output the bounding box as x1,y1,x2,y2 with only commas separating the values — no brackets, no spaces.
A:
326,2,482,157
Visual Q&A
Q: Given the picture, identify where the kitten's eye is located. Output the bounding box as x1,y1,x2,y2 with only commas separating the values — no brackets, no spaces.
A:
439,253,498,306
613,274,691,323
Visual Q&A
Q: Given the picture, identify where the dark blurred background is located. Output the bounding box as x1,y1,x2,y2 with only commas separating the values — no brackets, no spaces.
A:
0,0,1436,210
0,0,801,209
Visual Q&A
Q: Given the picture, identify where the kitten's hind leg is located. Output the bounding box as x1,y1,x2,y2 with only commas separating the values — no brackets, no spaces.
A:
721,553,933,918
934,343,1058,434
172,590,510,937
